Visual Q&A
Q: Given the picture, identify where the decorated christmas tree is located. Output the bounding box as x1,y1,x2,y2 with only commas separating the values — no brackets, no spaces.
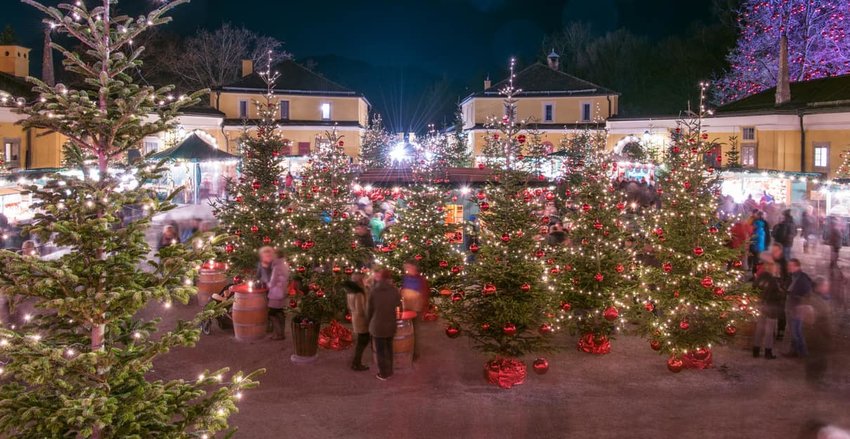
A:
287,129,369,324
0,1,259,437
379,146,465,292
359,113,392,170
442,60,559,388
554,145,636,355
835,150,850,178
632,84,755,372
724,136,742,169
212,52,289,273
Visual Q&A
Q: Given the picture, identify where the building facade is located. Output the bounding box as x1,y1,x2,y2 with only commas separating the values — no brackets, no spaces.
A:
461,52,619,156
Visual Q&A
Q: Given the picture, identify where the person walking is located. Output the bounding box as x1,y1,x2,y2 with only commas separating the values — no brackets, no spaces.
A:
750,211,770,274
157,225,179,251
401,260,429,362
369,213,385,245
802,277,833,386
368,269,401,381
801,208,817,254
785,258,812,358
752,255,783,359
827,217,843,270
773,210,797,261
343,273,370,371
256,246,290,340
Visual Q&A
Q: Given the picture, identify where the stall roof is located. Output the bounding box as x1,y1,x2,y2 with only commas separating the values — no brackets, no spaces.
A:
357,167,551,186
149,134,238,162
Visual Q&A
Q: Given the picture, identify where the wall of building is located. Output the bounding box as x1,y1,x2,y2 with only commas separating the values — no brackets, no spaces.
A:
0,46,31,78
1,109,65,170
212,92,368,127
462,95,618,128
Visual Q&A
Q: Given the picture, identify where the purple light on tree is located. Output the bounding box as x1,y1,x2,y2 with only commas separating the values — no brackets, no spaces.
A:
715,0,850,103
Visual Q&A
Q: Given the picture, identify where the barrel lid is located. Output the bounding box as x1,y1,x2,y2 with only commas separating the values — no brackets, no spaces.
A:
230,283,268,294
399,310,417,320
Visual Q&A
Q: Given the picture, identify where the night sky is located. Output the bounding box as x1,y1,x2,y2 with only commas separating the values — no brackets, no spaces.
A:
5,0,718,130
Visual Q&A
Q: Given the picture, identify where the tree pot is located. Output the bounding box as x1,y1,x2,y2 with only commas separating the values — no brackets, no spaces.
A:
290,318,319,363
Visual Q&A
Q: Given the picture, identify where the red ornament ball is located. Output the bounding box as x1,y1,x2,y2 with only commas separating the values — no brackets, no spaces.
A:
714,287,725,296
451,293,463,303
344,313,352,322
679,320,690,330
532,357,549,375
224,243,235,254
693,247,704,256
615,264,625,273
603,306,619,321
701,277,714,288
251,180,261,190
469,244,480,253
445,326,461,339
439,260,449,268
480,201,490,211
725,325,737,336
501,233,511,243
538,324,552,335
502,323,517,336
520,283,531,292
561,302,572,312
250,225,259,233
289,299,298,309
338,140,345,147
594,273,604,282
662,262,673,273
482,283,497,295
650,340,662,351
516,134,527,144
667,356,684,373
262,236,271,244
581,203,592,212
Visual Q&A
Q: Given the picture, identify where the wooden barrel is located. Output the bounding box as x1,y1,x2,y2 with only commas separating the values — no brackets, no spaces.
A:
197,262,228,307
373,311,416,371
734,318,758,349
291,319,320,359
230,284,268,342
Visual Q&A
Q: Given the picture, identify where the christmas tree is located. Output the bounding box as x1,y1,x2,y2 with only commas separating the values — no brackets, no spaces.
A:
554,144,636,354
724,136,742,169
632,83,755,372
379,147,464,291
716,0,850,103
442,60,559,388
212,52,290,272
359,113,392,170
438,108,472,168
835,150,850,178
287,129,369,323
0,1,259,437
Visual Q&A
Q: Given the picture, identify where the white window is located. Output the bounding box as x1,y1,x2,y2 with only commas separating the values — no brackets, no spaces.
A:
814,143,830,168
143,139,159,154
3,138,21,168
742,144,756,167
238,100,248,119
543,103,554,122
279,100,290,120
320,103,331,121
581,103,592,122
742,127,756,141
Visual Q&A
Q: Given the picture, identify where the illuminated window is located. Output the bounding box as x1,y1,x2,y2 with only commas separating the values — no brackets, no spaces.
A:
3,138,21,168
320,103,331,121
742,144,756,167
814,143,829,168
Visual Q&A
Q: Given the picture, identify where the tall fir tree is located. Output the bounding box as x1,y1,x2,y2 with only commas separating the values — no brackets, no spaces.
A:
0,1,259,437
212,52,289,272
442,60,559,387
724,136,742,169
359,113,391,170
286,129,369,323
632,84,755,372
440,108,472,168
553,144,637,354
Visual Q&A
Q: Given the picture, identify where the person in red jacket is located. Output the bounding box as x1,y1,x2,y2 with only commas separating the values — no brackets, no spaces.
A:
730,216,754,271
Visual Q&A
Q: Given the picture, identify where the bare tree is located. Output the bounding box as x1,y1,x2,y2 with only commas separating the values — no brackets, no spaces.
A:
155,23,290,91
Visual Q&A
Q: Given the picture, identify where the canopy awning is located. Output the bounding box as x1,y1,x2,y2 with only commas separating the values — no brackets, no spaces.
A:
149,133,237,162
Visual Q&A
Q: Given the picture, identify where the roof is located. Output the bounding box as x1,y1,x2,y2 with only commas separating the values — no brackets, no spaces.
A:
465,122,605,131
465,63,618,102
0,72,34,99
216,59,363,98
180,104,225,117
149,133,237,162
222,119,363,128
717,74,850,115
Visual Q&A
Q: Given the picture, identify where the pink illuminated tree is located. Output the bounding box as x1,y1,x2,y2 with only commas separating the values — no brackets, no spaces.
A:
716,0,850,103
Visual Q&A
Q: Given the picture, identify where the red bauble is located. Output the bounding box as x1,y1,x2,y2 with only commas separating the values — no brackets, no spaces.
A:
693,247,704,256
725,325,737,336
603,306,619,321
234,229,242,236
616,202,626,210
232,275,243,284
538,323,552,335
480,202,490,211
683,181,692,190
478,163,485,170
714,287,725,296
251,180,261,190
733,260,743,268
667,356,684,373
535,249,545,258
476,191,487,200
679,320,690,330
332,265,341,273
414,254,423,261
501,233,511,243
650,340,662,351
561,302,572,312
581,203,592,212
338,140,345,147
469,244,480,253
644,302,655,312
344,313,352,322
262,236,271,244
672,146,681,154
445,326,461,338
532,357,549,375
297,266,306,273
549,267,561,275
250,225,259,233
516,134,527,144
594,273,604,282
541,216,550,225
344,267,354,275
662,262,673,273
451,265,462,274
701,277,714,288
482,283,497,295
224,243,235,254
708,226,719,234
593,221,603,230
289,299,298,309
439,260,449,268
615,264,625,273
520,283,531,292
316,290,325,298
545,192,555,200
451,293,463,303
502,323,517,336
235,195,243,203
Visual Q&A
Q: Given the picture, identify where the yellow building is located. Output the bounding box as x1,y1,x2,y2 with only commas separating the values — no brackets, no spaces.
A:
608,75,850,179
461,52,619,156
210,59,370,165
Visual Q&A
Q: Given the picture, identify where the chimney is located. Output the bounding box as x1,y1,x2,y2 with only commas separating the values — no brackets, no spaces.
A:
241,59,253,77
484,75,492,90
775,32,791,106
547,49,560,71
42,28,54,86
0,44,31,78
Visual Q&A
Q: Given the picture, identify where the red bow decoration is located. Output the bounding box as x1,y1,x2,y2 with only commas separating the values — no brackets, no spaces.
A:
484,357,527,389
577,333,612,355
681,348,713,369
318,320,353,351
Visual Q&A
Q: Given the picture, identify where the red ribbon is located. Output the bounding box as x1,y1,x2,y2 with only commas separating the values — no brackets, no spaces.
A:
682,348,713,369
577,333,612,355
484,357,527,389
318,320,353,351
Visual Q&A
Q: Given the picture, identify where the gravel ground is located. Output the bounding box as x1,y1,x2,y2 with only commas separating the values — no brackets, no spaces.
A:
147,241,850,439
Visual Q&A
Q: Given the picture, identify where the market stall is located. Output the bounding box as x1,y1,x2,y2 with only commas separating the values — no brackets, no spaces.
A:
720,170,813,205
149,132,239,204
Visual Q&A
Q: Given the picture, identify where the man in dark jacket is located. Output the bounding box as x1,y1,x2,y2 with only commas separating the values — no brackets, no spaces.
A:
773,210,797,260
785,259,812,357
368,269,401,380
